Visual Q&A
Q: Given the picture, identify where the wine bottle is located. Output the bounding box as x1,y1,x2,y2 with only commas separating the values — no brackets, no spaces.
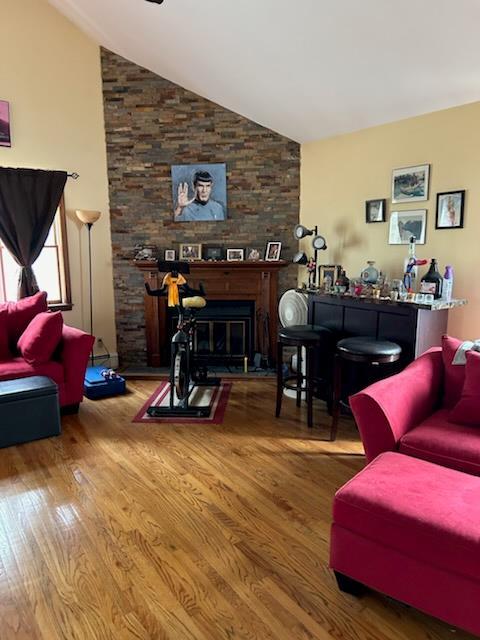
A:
443,265,454,302
403,236,417,291
420,259,443,299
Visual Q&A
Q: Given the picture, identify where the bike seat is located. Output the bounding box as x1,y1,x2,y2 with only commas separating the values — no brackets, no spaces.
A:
182,296,206,309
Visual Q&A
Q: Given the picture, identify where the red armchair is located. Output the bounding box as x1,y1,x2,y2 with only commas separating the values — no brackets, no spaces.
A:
0,292,94,411
350,346,480,476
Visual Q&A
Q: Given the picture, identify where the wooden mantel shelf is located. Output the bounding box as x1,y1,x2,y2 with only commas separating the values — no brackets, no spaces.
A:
135,260,288,367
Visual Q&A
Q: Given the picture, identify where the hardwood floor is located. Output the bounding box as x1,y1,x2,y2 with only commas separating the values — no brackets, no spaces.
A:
0,379,474,640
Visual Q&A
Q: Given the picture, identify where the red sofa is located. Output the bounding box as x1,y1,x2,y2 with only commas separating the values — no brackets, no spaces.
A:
349,345,480,475
0,292,94,411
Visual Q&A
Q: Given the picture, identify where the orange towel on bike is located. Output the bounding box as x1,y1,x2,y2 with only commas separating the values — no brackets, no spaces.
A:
162,273,186,307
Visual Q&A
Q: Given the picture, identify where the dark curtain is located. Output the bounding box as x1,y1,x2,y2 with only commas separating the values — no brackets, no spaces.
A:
0,168,67,298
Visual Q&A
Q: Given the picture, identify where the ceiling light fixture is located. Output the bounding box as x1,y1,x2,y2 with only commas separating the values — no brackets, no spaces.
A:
145,0,164,4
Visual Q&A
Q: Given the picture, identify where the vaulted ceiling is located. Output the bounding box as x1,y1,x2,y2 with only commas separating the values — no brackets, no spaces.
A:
48,0,480,142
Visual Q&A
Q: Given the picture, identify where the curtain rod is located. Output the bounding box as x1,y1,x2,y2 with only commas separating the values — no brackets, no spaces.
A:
68,172,79,180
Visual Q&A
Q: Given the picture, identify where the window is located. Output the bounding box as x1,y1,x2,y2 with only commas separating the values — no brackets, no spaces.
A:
0,195,72,309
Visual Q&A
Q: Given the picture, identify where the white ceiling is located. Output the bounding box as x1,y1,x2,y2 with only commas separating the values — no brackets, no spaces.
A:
48,0,480,143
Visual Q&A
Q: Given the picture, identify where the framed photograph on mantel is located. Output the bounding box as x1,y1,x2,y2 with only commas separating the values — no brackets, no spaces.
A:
389,210,427,245
392,164,430,204
436,190,465,229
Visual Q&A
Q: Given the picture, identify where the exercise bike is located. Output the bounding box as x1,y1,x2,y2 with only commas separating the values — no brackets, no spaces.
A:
144,260,220,418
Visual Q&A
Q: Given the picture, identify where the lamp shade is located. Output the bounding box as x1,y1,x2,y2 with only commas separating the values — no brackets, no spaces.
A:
76,209,101,225
292,251,308,265
293,224,314,240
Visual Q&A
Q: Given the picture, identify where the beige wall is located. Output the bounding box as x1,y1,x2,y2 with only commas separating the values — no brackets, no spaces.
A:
0,0,117,359
301,101,480,340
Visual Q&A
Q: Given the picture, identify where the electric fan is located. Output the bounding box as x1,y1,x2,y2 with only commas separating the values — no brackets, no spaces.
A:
278,289,308,398
278,289,308,328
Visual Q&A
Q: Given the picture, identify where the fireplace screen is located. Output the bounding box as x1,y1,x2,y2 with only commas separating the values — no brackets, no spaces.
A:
168,300,254,364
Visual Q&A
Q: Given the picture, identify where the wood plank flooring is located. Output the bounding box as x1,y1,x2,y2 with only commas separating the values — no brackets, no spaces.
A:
0,379,474,640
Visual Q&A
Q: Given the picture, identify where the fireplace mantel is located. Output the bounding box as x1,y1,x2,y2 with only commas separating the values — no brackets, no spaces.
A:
135,260,288,367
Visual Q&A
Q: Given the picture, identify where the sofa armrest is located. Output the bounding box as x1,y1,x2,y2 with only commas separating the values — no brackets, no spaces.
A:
349,348,444,463
59,325,94,405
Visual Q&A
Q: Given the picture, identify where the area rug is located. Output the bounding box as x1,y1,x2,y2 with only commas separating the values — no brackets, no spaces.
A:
132,381,232,424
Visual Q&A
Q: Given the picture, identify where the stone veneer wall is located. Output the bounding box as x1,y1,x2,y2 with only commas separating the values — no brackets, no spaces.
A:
101,49,300,365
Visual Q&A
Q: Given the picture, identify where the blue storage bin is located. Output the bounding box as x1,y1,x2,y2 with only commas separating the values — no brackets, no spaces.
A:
84,366,126,400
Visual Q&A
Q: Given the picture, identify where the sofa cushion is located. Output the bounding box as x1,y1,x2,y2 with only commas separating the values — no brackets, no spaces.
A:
442,335,465,409
399,408,480,476
333,451,480,583
449,350,480,426
17,311,63,365
0,308,9,361
0,357,64,386
4,291,48,346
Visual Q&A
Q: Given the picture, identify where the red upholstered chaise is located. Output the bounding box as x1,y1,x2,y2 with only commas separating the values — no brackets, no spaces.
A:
0,292,94,411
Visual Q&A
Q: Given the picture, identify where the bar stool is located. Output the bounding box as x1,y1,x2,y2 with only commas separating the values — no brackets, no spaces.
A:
330,336,402,441
275,324,333,429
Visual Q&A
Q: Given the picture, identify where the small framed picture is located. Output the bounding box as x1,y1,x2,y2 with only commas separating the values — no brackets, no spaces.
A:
389,210,427,245
319,265,341,288
204,246,224,261
392,164,430,204
436,190,465,229
164,249,176,261
247,248,261,261
179,243,202,261
226,248,244,261
265,241,282,261
365,199,386,223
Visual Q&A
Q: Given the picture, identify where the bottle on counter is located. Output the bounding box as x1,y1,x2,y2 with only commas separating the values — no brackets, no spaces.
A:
403,236,417,291
335,269,350,294
443,265,454,302
420,259,443,299
361,261,379,284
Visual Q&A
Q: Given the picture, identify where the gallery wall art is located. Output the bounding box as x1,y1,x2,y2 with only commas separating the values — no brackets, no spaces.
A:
0,100,11,147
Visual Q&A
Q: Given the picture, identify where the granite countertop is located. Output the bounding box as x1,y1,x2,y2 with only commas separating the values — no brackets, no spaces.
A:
302,289,467,311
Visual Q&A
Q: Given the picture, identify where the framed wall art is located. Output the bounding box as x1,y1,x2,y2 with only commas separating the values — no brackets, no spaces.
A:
436,190,465,229
172,162,227,222
392,164,429,204
365,199,386,223
389,210,427,245
0,100,11,147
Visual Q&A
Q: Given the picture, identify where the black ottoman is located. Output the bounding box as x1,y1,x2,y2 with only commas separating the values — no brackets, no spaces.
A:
0,376,61,448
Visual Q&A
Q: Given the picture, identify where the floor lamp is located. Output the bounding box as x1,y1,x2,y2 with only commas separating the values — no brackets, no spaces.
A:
76,209,101,367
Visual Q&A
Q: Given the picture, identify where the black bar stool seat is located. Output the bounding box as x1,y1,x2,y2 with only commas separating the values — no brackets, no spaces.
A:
330,335,402,441
337,336,402,362
276,324,333,430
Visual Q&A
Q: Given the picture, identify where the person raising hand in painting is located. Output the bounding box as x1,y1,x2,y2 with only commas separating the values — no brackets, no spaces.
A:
174,171,225,222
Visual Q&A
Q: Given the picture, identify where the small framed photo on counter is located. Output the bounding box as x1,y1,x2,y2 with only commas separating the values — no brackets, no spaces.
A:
204,246,224,261
164,249,176,261
319,264,341,288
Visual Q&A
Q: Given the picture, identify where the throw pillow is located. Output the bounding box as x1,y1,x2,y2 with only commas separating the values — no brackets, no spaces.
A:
449,350,480,426
7,291,48,345
17,311,63,365
0,307,10,361
442,335,465,409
